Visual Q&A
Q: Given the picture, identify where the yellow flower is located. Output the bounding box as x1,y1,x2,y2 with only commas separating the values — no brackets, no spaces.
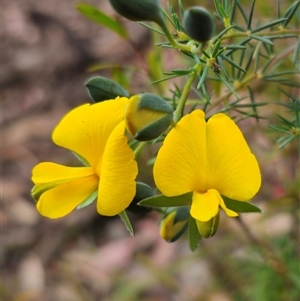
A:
153,110,261,223
31,97,138,218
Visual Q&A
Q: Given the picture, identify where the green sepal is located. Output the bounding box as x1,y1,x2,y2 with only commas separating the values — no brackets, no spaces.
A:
31,184,53,202
188,215,202,252
119,210,134,236
77,191,98,210
135,113,173,141
125,93,173,141
31,180,66,202
127,182,154,214
76,4,128,38
183,7,215,43
139,93,173,113
222,196,263,213
138,192,193,208
196,212,219,238
85,76,130,103
73,152,90,166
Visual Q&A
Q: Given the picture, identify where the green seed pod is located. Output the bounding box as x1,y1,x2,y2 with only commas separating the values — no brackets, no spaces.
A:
109,0,164,24
85,76,130,102
160,207,189,242
127,182,154,214
125,93,173,141
183,6,215,43
196,212,220,238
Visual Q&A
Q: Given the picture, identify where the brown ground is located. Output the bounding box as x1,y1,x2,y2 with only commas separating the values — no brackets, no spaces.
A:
2,1,299,301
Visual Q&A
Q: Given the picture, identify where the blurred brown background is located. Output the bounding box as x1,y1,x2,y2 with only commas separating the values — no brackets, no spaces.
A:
2,0,299,301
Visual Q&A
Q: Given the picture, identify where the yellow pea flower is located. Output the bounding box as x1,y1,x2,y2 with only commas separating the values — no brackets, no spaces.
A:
153,110,261,224
31,97,138,218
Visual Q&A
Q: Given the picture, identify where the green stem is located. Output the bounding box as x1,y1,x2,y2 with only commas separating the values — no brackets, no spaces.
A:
134,141,147,157
173,65,200,123
158,17,192,52
220,28,300,41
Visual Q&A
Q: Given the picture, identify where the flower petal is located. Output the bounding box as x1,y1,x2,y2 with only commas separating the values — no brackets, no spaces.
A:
97,121,138,216
37,174,99,218
219,196,238,217
191,189,221,222
32,162,94,185
206,113,261,200
52,97,129,169
154,110,207,196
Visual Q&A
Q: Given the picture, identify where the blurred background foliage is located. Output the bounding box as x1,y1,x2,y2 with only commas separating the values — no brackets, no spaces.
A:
2,0,299,300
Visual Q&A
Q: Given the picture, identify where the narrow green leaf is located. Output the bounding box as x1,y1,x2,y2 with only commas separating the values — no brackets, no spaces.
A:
225,45,247,50
139,192,193,208
268,125,292,134
161,7,176,27
292,38,300,65
220,54,246,73
277,114,296,127
277,0,280,19
230,0,238,24
236,1,248,26
138,22,164,35
216,73,239,99
247,86,259,121
283,0,300,27
226,38,252,56
212,25,235,43
76,3,128,38
249,34,274,45
178,0,185,17
223,196,262,213
218,4,228,19
151,74,185,85
251,18,287,34
247,0,256,30
77,191,97,209
278,136,295,149
263,71,299,79
164,69,194,76
212,40,221,57
119,211,135,235
188,216,202,251
197,65,209,89
202,50,210,59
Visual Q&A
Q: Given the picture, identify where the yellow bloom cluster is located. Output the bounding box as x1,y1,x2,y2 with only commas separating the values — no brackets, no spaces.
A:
31,97,261,238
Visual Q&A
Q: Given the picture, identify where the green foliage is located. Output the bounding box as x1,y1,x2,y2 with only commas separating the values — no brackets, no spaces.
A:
76,3,128,38
85,76,130,102
139,192,193,208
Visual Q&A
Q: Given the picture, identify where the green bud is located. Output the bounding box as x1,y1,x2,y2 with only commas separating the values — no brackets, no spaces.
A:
127,182,154,214
85,76,130,102
109,0,164,24
196,212,219,238
160,207,189,242
125,93,173,141
183,7,215,43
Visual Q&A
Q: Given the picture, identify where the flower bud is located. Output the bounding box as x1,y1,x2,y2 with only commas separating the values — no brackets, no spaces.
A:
196,212,219,238
125,93,173,141
85,76,130,102
183,7,215,43
127,182,154,214
109,0,164,24
160,207,189,242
